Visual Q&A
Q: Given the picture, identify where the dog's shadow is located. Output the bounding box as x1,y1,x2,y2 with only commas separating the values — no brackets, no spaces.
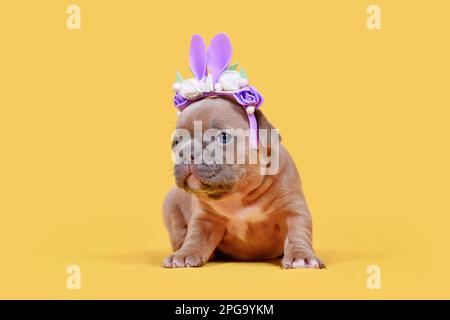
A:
99,248,386,268
209,249,387,268
101,249,168,266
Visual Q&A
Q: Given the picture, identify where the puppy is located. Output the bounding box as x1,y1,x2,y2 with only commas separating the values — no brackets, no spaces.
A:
162,97,324,269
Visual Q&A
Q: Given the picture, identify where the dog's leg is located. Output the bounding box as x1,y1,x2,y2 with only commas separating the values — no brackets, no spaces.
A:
163,188,192,251
162,215,225,268
281,212,325,269
163,207,188,251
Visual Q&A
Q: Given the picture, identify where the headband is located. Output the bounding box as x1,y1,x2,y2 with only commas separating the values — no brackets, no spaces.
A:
172,33,264,149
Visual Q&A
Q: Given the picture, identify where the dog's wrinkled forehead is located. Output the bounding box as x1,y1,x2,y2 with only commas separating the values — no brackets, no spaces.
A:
176,97,249,132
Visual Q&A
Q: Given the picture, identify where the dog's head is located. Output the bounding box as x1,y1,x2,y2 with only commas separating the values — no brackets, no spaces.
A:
171,97,279,199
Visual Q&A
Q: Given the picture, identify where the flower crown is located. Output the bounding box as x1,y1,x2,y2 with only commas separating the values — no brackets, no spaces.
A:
172,33,264,149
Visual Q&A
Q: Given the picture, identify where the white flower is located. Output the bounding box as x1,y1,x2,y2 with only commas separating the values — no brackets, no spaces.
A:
218,70,242,91
178,71,243,99
172,82,181,92
179,78,202,99
201,74,214,93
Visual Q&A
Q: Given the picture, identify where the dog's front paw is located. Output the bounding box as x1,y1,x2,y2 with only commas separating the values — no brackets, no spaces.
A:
281,253,325,269
162,249,207,268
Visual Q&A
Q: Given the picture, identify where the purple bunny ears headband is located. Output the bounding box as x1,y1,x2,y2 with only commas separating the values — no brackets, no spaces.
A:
172,33,264,149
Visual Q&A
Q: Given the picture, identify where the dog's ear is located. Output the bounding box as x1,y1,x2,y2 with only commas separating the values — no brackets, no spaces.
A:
255,109,282,142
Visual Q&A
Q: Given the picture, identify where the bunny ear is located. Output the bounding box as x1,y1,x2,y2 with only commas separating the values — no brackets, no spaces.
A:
207,33,233,85
189,35,207,80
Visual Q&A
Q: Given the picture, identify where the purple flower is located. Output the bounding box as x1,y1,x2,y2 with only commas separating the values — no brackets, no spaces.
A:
173,92,189,109
233,86,264,108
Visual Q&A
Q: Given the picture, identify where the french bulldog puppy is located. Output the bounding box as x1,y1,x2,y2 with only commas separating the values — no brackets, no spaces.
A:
162,97,324,269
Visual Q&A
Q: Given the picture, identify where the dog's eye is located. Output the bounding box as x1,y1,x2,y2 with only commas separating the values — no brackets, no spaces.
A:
216,131,233,144
172,136,183,148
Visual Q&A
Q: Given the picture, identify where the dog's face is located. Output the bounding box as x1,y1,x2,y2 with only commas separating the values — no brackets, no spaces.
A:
172,97,274,199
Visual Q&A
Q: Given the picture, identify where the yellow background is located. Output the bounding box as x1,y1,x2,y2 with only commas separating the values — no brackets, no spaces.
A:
0,0,449,299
